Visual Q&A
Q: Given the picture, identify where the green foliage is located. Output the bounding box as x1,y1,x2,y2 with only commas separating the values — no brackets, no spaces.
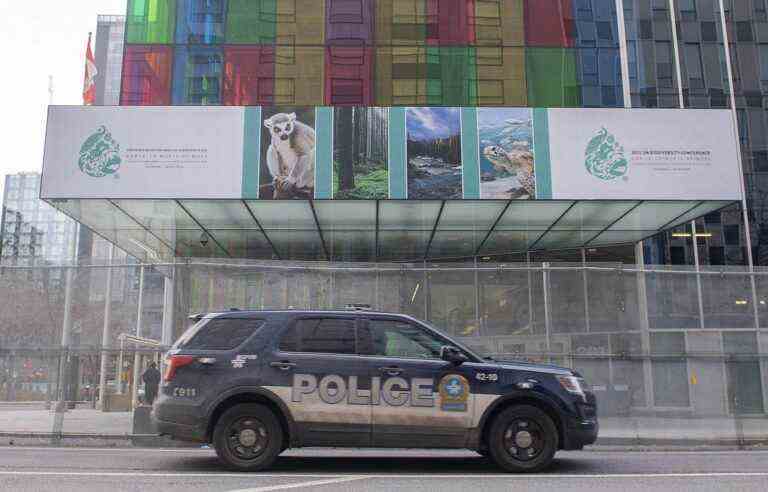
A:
335,168,389,200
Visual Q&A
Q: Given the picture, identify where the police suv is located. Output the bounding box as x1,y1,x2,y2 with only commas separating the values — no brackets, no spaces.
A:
154,309,598,472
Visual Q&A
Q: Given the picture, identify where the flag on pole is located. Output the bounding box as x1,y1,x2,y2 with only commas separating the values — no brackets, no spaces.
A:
83,32,97,105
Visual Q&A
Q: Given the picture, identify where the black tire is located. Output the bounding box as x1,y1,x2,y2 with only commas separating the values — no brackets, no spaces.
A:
212,403,284,472
487,405,558,473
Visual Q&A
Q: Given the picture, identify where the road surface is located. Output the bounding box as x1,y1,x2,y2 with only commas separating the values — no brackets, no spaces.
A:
0,447,766,491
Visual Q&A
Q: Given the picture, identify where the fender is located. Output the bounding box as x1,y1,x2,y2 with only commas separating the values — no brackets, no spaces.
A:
475,388,571,442
204,385,299,446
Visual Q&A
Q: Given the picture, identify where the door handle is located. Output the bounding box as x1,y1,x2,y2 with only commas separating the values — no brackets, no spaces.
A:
379,366,404,376
270,361,297,371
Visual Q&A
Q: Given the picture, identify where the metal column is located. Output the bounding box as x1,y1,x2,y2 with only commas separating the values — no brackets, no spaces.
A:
691,221,706,329
131,266,145,409
98,244,115,409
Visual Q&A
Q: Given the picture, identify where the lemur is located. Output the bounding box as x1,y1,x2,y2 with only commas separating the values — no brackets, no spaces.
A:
264,113,316,193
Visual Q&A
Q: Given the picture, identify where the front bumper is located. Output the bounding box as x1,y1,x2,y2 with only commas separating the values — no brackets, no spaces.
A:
562,417,599,450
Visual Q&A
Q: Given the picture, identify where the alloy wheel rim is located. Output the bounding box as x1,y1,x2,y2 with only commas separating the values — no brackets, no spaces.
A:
227,417,269,461
502,418,545,462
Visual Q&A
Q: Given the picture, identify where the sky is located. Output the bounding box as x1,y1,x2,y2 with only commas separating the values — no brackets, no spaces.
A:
0,0,127,203
406,108,461,141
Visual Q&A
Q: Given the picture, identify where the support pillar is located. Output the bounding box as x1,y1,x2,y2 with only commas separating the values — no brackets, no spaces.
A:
131,266,145,410
98,244,114,410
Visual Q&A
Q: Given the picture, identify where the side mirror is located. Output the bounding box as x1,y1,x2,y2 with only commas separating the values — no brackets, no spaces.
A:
440,345,468,365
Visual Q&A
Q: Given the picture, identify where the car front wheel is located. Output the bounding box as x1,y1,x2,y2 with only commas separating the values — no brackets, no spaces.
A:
487,404,558,473
213,403,284,472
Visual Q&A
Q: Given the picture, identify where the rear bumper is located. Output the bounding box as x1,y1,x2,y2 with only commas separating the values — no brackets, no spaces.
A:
153,415,208,443
153,395,208,443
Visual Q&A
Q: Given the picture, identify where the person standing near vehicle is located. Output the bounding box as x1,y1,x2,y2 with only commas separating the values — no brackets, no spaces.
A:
141,362,161,406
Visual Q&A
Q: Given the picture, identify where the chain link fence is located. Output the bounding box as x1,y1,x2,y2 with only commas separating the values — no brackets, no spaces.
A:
0,260,766,445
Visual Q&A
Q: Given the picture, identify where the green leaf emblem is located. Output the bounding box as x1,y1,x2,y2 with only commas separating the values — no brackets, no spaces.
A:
78,126,122,178
584,127,628,181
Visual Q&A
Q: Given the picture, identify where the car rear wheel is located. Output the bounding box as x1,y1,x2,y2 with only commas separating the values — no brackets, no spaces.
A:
213,403,283,472
488,405,558,473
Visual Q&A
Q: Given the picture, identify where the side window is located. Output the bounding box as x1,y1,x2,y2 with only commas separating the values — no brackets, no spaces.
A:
175,318,264,351
369,320,444,360
278,318,357,355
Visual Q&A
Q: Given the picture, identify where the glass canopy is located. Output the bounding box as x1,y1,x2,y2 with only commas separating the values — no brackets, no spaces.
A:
48,199,735,263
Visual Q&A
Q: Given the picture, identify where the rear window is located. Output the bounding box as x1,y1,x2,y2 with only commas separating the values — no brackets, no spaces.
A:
173,318,264,351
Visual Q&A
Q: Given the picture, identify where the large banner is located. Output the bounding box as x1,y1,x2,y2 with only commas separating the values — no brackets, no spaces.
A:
42,106,246,199
41,106,742,202
545,108,742,200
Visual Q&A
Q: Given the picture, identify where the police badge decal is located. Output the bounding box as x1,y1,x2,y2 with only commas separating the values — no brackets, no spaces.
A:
438,374,470,412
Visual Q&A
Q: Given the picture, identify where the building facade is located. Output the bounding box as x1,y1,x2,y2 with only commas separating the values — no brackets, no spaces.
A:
1,173,78,266
115,0,768,269
94,15,126,106
29,0,767,416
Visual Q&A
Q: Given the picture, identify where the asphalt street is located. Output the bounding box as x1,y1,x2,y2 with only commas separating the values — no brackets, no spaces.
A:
0,447,766,492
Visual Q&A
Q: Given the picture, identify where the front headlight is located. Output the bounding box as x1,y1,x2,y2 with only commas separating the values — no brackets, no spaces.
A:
557,375,587,396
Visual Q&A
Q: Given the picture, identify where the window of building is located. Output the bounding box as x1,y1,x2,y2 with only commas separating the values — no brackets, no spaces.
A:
736,21,754,43
173,47,223,105
650,332,690,407
279,318,357,354
724,224,740,246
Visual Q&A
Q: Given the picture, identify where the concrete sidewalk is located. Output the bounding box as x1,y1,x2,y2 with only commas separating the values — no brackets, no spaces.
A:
0,405,766,446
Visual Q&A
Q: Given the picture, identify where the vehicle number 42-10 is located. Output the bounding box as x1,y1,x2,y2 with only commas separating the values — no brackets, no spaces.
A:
475,373,498,382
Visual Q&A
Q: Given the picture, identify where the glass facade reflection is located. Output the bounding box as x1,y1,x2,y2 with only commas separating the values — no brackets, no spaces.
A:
120,0,622,107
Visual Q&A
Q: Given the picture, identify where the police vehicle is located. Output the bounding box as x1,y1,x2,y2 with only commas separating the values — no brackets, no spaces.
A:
154,309,598,473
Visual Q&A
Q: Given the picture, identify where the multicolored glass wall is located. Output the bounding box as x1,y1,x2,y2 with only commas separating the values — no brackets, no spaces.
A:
120,0,624,107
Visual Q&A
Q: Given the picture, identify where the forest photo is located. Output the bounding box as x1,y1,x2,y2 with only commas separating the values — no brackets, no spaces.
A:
478,108,535,199
333,107,389,199
406,107,462,199
259,107,316,200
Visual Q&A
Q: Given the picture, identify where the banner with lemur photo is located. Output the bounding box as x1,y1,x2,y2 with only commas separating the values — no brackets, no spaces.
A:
41,106,741,202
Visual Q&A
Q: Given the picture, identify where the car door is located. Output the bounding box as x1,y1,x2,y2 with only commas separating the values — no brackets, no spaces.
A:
260,315,373,447
363,317,478,448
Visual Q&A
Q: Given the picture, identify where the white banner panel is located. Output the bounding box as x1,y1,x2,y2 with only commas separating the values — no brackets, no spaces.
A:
546,108,742,200
41,106,245,199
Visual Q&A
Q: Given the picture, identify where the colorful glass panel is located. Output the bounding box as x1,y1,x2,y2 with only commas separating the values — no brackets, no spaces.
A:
523,0,575,47
426,0,476,46
126,0,177,44
326,0,375,45
325,46,375,105
222,46,276,105
175,0,226,44
121,45,174,105
172,46,223,105
225,0,277,44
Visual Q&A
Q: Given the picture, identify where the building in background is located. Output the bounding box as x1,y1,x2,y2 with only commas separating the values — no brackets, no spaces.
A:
1,173,78,267
93,15,125,106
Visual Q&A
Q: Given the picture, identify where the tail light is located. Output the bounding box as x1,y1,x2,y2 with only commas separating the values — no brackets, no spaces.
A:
164,355,195,382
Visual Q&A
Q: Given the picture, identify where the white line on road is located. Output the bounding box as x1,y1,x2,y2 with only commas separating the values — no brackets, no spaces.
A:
0,471,766,479
228,477,369,492
1,447,767,455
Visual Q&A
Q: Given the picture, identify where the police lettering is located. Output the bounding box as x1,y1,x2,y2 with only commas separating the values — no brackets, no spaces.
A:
292,374,436,408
